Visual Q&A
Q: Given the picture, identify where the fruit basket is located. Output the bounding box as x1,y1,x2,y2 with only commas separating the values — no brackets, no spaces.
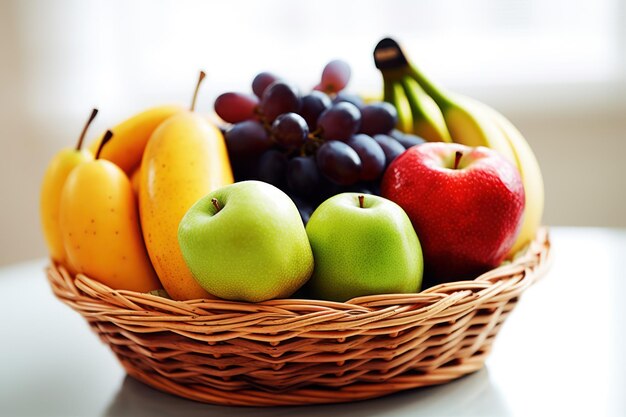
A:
46,228,550,407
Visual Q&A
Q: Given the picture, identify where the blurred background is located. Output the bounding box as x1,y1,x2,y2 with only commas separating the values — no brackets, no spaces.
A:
1,0,625,266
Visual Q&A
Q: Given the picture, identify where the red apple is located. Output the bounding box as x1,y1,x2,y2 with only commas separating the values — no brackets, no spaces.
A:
381,142,525,285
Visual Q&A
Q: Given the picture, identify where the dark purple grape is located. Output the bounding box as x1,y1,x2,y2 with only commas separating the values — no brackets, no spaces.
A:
287,156,321,197
345,183,374,195
369,181,381,196
396,133,426,149
316,140,362,186
214,92,259,124
230,153,260,182
389,129,427,149
389,129,407,140
257,150,288,189
252,72,279,99
271,113,308,149
318,177,344,201
373,134,406,166
345,134,386,181
224,120,272,154
290,195,315,225
300,91,331,131
320,60,351,93
359,102,398,136
332,92,364,109
317,102,361,141
260,82,301,123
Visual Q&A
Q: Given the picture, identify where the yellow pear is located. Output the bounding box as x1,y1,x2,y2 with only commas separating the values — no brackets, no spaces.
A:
60,131,160,292
140,72,234,300
40,109,97,268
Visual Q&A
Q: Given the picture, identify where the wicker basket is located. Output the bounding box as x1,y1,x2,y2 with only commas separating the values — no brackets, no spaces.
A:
46,228,550,407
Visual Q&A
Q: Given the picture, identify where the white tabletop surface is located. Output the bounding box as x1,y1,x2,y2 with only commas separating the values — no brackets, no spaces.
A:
1,227,624,417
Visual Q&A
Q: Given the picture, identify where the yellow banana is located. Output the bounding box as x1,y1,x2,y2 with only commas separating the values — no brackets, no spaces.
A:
40,109,97,268
374,37,515,163
374,38,543,256
407,66,516,164
399,75,451,142
360,91,383,104
383,75,412,133
89,105,183,175
139,72,234,300
60,132,161,292
459,96,544,256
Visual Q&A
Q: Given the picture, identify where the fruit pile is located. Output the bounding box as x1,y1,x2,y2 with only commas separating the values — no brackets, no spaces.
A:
40,38,543,304
214,60,426,222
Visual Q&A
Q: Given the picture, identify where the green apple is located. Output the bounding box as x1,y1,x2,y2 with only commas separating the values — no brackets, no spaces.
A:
178,180,314,302
306,193,423,302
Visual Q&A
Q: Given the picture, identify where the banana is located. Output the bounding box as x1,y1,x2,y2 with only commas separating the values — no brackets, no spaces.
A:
60,131,161,292
40,109,97,268
374,37,515,163
458,96,544,256
374,37,543,256
383,75,412,133
399,75,451,142
409,66,515,163
88,105,183,175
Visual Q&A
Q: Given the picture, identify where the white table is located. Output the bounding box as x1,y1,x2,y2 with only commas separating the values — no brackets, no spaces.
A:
1,227,624,416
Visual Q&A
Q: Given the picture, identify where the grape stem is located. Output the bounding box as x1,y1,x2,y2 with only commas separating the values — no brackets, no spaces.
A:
358,195,365,208
211,198,222,213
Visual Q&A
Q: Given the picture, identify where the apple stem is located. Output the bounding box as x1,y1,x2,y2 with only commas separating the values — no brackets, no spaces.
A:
190,71,206,112
76,108,98,151
454,151,463,170
358,195,365,208
95,130,113,160
211,198,221,213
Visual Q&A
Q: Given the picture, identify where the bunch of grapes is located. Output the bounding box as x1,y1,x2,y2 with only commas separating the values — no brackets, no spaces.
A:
214,60,425,223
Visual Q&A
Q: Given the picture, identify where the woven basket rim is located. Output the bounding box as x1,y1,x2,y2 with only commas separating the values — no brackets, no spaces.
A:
47,228,550,321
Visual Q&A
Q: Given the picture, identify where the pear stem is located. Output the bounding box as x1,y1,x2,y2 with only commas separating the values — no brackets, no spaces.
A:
95,130,113,160
454,151,463,170
358,195,365,208
76,108,98,151
190,71,206,112
211,198,221,213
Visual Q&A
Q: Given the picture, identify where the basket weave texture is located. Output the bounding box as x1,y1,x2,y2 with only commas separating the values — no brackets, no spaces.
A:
47,228,550,406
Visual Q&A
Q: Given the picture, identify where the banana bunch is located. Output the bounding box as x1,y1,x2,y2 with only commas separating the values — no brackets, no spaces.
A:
374,38,544,256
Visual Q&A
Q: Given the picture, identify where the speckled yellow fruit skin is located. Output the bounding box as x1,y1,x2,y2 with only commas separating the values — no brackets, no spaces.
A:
139,112,233,301
130,166,141,196
40,148,93,268
59,160,160,292
89,105,183,175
